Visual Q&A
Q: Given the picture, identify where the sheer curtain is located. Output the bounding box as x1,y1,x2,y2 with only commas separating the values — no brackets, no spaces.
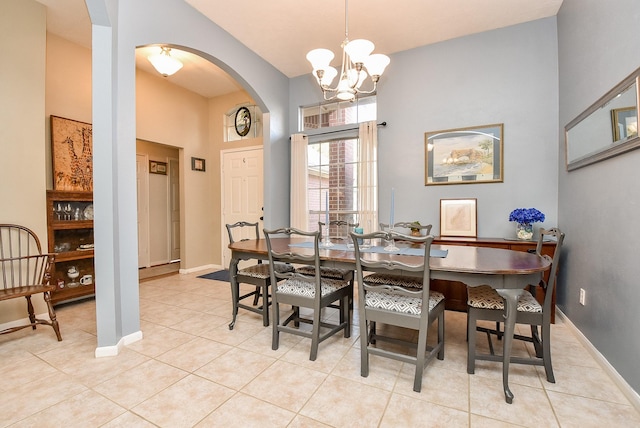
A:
358,121,378,233
290,133,308,230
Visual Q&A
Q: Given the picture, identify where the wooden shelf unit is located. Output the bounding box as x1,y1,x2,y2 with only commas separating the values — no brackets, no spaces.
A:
46,190,95,305
432,236,559,322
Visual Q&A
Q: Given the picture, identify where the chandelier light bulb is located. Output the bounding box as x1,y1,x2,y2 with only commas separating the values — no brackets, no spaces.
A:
344,39,374,64
364,54,390,78
306,48,335,70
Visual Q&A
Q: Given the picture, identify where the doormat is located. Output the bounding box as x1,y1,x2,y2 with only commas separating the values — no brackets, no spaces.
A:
198,270,230,282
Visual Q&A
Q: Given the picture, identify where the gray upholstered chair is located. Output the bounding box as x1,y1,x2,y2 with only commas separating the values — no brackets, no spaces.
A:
364,222,434,289
295,220,357,282
226,221,293,329
467,227,565,383
264,227,352,361
350,229,445,392
295,221,357,308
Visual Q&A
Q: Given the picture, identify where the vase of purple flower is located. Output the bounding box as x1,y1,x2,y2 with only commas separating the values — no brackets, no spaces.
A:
509,208,545,240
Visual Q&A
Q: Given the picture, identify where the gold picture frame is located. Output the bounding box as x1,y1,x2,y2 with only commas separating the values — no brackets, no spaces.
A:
440,198,477,237
51,115,93,191
425,123,503,186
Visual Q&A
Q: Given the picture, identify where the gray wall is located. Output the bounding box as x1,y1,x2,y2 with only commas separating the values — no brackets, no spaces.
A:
557,0,640,393
291,17,559,238
87,0,290,348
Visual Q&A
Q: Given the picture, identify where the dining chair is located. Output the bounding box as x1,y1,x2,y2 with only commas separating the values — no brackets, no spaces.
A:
226,221,294,329
466,227,565,383
363,221,434,290
264,227,352,361
350,229,445,392
295,221,357,304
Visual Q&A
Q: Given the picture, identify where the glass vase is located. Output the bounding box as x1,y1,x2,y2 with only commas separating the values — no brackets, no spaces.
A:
516,223,534,240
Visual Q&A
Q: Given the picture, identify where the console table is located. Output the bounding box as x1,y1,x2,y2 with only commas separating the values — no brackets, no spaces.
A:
431,236,558,322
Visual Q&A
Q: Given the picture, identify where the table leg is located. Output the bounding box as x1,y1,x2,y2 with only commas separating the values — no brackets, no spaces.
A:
495,288,523,404
228,258,240,330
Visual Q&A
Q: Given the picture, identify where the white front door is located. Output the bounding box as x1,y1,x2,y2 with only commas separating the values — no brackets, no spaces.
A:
136,154,150,268
221,147,264,268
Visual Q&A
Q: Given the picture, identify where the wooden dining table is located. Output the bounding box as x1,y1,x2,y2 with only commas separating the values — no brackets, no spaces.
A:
227,237,551,404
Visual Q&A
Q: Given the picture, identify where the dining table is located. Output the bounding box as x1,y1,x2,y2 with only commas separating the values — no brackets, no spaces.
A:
227,236,551,404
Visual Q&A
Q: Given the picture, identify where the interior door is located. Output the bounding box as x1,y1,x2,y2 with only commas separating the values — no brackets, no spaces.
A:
222,147,264,267
136,154,150,268
169,158,180,261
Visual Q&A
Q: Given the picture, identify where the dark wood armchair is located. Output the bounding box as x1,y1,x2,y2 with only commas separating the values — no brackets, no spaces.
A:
0,224,62,340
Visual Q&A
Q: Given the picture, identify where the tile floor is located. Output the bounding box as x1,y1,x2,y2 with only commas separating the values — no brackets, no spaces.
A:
1,272,639,427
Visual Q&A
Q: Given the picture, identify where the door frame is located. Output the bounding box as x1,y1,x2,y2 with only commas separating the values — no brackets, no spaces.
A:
136,153,150,268
220,145,264,268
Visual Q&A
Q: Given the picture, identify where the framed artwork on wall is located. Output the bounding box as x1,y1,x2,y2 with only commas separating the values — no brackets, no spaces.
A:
51,115,93,191
440,198,477,237
191,157,206,172
425,123,503,186
149,160,167,175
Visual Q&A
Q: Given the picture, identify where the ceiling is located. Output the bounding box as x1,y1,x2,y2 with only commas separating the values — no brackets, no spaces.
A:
36,0,563,98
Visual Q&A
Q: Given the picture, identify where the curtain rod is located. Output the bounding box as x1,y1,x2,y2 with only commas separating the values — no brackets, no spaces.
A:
295,121,387,139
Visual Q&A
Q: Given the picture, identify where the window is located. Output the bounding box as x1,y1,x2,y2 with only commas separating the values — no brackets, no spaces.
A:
300,96,377,238
301,96,376,131
224,104,262,142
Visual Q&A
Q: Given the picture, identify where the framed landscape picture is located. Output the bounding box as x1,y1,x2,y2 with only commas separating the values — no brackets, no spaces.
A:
51,115,93,191
425,123,503,186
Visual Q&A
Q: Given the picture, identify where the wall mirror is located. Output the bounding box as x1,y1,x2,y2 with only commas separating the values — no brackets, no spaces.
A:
565,66,640,171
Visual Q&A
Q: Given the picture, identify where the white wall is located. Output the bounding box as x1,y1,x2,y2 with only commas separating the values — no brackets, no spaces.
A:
557,0,640,394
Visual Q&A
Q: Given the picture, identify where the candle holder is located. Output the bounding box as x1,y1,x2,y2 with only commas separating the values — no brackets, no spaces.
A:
320,225,334,248
383,227,399,252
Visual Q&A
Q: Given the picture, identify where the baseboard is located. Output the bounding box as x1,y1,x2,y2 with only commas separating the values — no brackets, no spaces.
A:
179,264,222,274
557,307,640,412
94,330,143,358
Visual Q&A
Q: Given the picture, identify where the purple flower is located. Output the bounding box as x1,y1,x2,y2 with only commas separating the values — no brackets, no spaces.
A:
508,208,545,225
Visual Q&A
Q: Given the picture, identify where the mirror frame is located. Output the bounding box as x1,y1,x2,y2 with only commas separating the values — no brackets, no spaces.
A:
565,66,640,171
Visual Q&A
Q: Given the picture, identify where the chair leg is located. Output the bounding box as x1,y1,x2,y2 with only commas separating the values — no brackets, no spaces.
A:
467,308,477,374
272,300,280,351
360,319,370,378
437,310,445,360
496,321,503,340
26,296,36,329
342,294,350,338
540,323,555,383
252,285,260,306
413,322,428,392
309,307,321,361
531,325,543,358
261,282,269,327
44,292,62,341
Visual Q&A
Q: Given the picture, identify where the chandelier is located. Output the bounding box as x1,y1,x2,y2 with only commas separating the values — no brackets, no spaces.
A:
148,47,183,77
306,0,390,101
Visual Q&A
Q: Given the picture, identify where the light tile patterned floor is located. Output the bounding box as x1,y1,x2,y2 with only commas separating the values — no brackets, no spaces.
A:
1,271,639,427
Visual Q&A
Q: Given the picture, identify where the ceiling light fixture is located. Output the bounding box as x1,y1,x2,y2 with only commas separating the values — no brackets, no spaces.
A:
306,0,390,101
148,46,183,77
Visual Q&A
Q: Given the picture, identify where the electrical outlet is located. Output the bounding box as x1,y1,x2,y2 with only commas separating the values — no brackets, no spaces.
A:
579,288,586,305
